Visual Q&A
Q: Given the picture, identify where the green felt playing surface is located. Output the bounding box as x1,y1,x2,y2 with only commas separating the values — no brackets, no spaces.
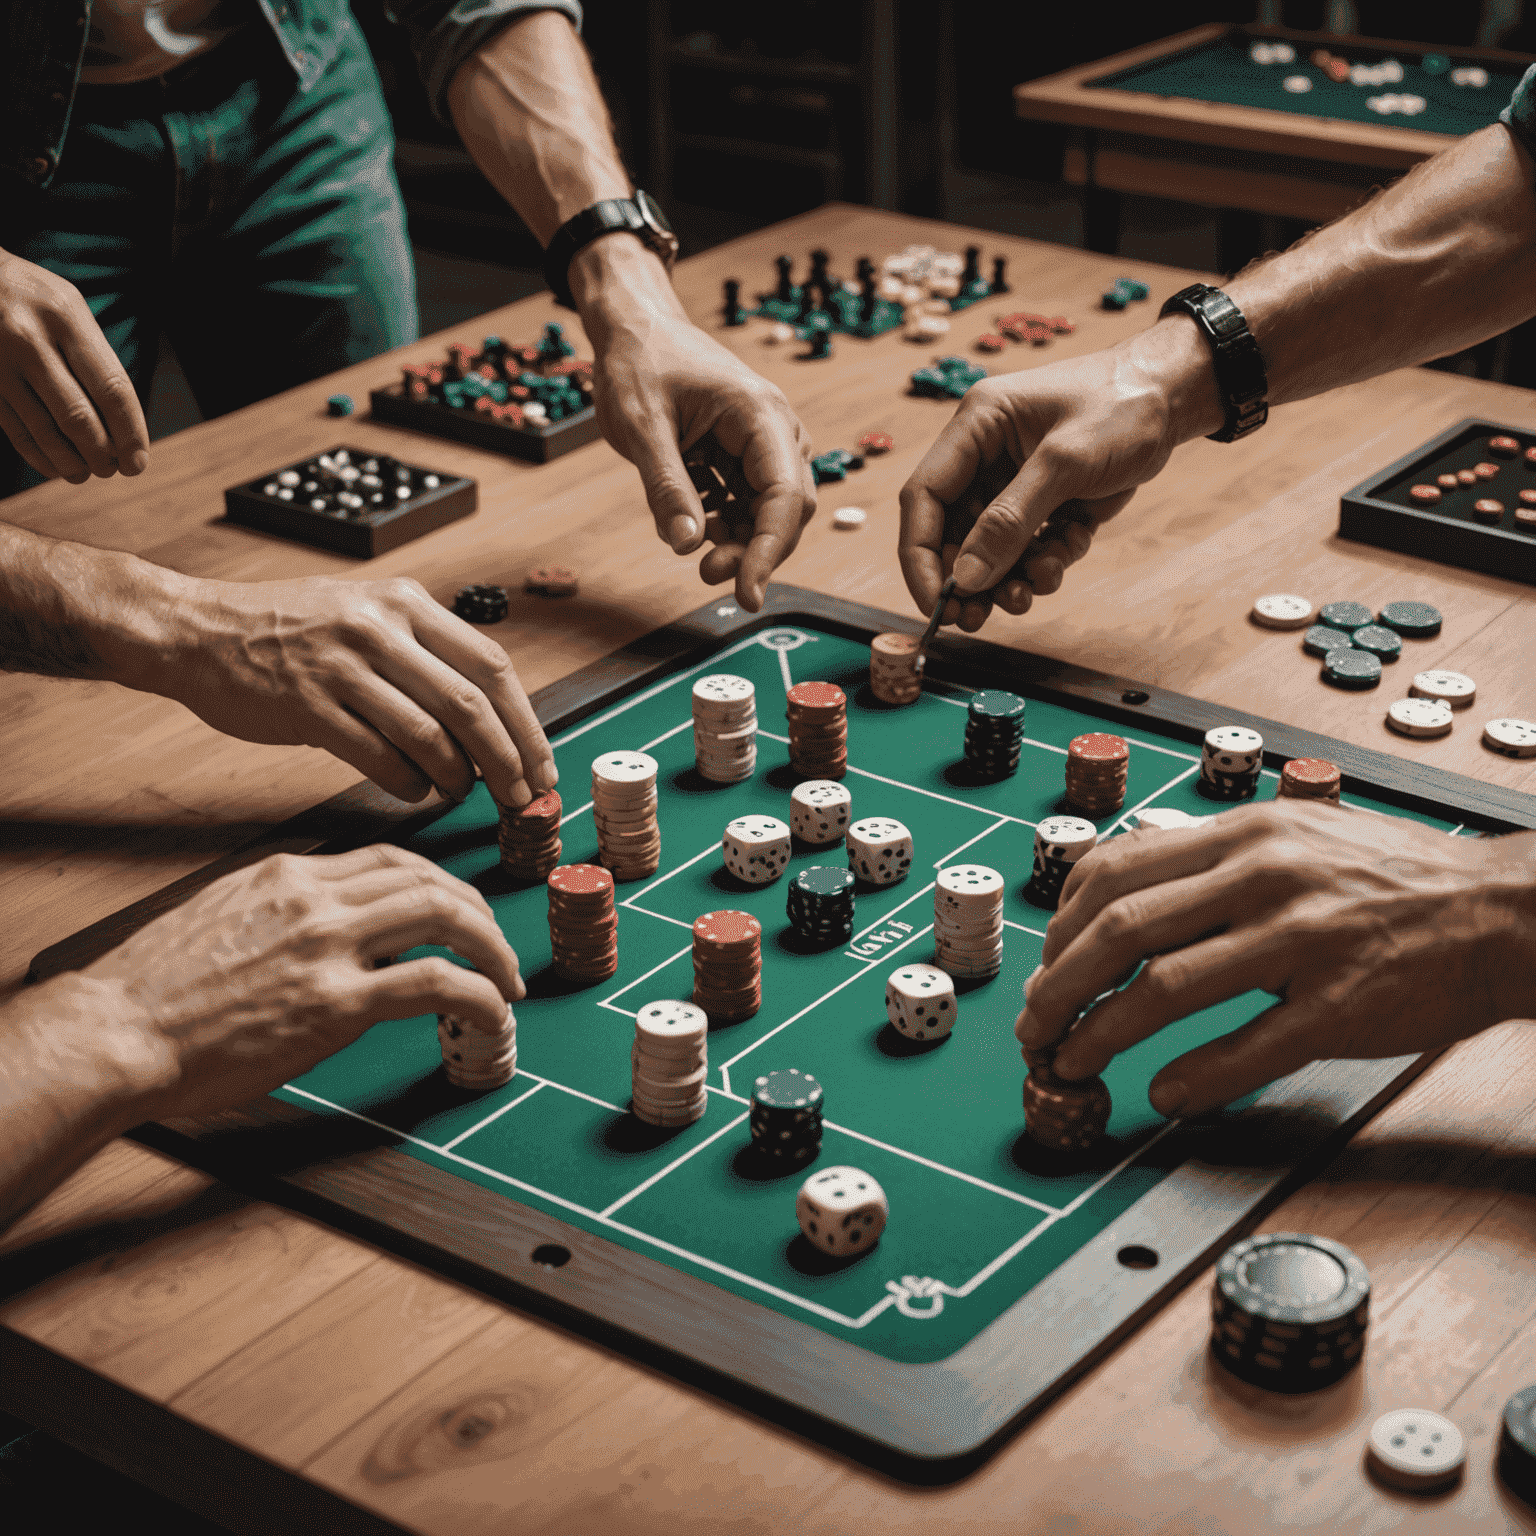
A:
272,624,1458,1365
1088,35,1521,137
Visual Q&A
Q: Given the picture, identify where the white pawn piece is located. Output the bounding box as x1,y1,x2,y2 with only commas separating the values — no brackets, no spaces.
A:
933,864,1006,980
1387,697,1454,739
631,999,709,1128
1364,1408,1465,1493
795,1165,889,1257
722,814,792,884
1250,41,1276,65
1271,43,1294,63
1134,807,1207,831
832,506,867,531
591,749,661,881
766,322,795,344
438,1003,517,1091
1411,669,1476,709
692,672,757,784
790,779,852,844
847,816,913,886
1483,718,1536,758
1250,592,1315,630
885,963,957,1041
1283,75,1313,92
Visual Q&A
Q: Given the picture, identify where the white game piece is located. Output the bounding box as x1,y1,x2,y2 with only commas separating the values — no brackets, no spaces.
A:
1134,807,1206,831
884,963,957,1040
1283,75,1312,93
906,314,949,340
693,673,755,710
1380,58,1403,82
634,999,708,1054
1250,592,1315,630
1035,814,1099,861
1250,41,1275,65
934,865,1006,979
438,1002,517,1091
1365,1408,1465,1493
277,469,301,487
722,815,791,884
1204,725,1264,771
766,322,795,344
935,864,1006,907
1271,43,1294,63
1410,669,1476,709
1483,718,1536,758
1400,93,1426,114
832,506,868,530
1451,66,1488,88
847,816,913,885
262,481,279,496
790,779,852,844
1387,697,1454,739
795,1166,888,1256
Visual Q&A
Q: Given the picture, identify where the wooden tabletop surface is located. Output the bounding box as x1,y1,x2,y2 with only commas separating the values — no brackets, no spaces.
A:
2,204,1535,1534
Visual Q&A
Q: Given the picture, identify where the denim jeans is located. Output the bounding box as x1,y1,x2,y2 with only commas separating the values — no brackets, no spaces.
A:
0,12,416,498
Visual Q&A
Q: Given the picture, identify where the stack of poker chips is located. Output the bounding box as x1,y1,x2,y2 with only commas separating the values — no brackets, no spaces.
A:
789,779,851,844
438,1002,518,1091
1277,757,1341,803
846,817,913,886
452,583,509,624
785,682,848,779
1199,726,1264,802
547,863,618,983
631,999,709,1128
692,674,757,783
786,866,857,947
498,788,562,881
721,814,791,884
963,690,1026,779
591,750,661,881
1025,815,1098,910
692,909,762,1023
933,864,1006,979
1063,733,1129,817
1499,1386,1536,1506
1021,1048,1112,1153
1209,1232,1370,1393
868,632,922,705
750,1067,824,1168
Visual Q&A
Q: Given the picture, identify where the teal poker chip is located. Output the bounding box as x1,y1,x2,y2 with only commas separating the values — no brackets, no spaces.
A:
1500,1384,1536,1504
1350,624,1403,661
1318,600,1373,632
752,1068,823,1112
1302,624,1354,658
790,867,856,899
1323,648,1382,689
968,689,1027,723
1377,600,1443,639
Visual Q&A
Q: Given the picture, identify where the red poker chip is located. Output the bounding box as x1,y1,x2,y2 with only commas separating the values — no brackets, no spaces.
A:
975,334,1006,353
1282,757,1340,787
857,431,894,454
1489,435,1521,456
1068,733,1130,763
511,789,563,821
548,864,614,896
1408,484,1441,504
785,682,846,712
693,910,761,947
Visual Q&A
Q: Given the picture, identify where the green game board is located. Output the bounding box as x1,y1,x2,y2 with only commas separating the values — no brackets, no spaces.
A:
36,590,1536,1472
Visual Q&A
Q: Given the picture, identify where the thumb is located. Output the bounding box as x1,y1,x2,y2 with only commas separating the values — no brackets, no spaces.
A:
627,423,708,555
951,452,1073,595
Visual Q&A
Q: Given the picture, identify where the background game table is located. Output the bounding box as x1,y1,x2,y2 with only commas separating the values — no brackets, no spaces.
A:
1013,23,1536,263
3,206,1536,1530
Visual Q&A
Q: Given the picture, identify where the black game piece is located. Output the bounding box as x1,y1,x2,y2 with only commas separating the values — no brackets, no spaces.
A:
683,431,755,517
773,254,794,303
809,248,831,289
326,394,354,417
452,584,509,624
991,255,1010,294
854,255,874,283
1500,1385,1536,1507
803,320,833,360
723,278,744,326
796,280,817,322
859,272,878,326
225,447,476,557
962,245,980,286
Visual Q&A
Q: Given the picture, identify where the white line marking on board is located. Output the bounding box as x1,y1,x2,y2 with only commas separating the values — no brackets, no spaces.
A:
850,881,936,943
1002,919,1046,937
1112,762,1202,834
640,719,694,753
598,943,694,1012
930,694,969,709
440,1080,546,1150
601,1112,750,1217
622,840,718,906
779,647,793,691
934,818,1010,866
559,799,594,826
621,905,696,932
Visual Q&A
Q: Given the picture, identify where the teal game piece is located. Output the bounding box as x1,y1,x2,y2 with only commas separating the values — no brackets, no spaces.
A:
326,394,354,417
910,356,987,399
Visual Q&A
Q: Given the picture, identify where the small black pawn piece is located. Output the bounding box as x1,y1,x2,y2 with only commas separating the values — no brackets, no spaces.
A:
809,248,831,287
859,272,878,325
854,255,874,283
723,278,744,326
962,245,980,286
774,255,794,303
804,321,833,360
797,280,818,322
991,255,1010,295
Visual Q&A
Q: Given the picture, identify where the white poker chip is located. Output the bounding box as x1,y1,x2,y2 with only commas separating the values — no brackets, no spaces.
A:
1282,74,1312,93
1034,815,1099,858
591,750,660,784
1483,718,1536,758
1386,697,1454,739
1410,669,1476,708
1134,807,1207,832
1250,592,1315,630
1364,1408,1465,1493
832,506,868,530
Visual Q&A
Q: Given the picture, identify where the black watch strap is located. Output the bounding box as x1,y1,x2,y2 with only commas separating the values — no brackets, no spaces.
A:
542,191,677,309
1157,283,1269,443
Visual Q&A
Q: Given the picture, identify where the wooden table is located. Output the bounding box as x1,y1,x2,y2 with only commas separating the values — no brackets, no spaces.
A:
1013,23,1535,265
3,204,1536,1534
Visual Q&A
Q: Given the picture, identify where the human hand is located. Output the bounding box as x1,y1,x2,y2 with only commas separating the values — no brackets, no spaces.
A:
573,240,815,612
898,323,1221,631
131,570,554,807
79,845,522,1121
1015,802,1536,1118
0,247,149,484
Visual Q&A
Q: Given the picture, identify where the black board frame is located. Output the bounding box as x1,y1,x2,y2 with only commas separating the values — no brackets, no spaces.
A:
27,585,1536,1480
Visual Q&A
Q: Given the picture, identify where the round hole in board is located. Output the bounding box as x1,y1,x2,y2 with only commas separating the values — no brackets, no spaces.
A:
1117,1244,1159,1271
531,1243,572,1270
1121,689,1150,706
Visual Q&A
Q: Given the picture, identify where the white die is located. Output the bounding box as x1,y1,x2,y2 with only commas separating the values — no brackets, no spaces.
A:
795,1165,889,1256
790,779,852,844
847,816,913,885
884,963,956,1040
722,815,791,884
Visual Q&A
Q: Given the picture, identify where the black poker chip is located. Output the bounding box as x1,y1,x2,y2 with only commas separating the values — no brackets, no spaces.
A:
452,583,509,624
1318,600,1373,632
1302,624,1355,658
1499,1384,1536,1505
1322,648,1383,690
1349,624,1402,661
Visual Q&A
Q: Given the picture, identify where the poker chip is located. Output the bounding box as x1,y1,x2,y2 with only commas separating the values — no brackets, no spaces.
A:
1482,718,1536,758
790,778,852,844
1410,668,1475,708
693,909,763,1023
525,565,579,597
498,788,563,881
1488,435,1522,458
1365,1408,1465,1493
857,431,894,455
1022,1061,1112,1152
1377,601,1442,639
1250,593,1315,629
786,866,857,946
1499,1384,1536,1506
751,1068,824,1165
1407,484,1441,504
1350,624,1402,662
1386,697,1454,739
963,689,1026,780
693,673,757,784
452,583,509,624
592,751,661,881
1199,725,1263,802
1134,806,1206,830
869,632,921,706
1302,625,1355,658
1458,468,1479,486
934,864,1006,978
1282,75,1312,92
1064,732,1129,817
437,1002,517,1091
1474,498,1506,523
547,864,619,984
1277,757,1341,802
1323,648,1383,690
1318,600,1373,632
631,1001,708,1127
1208,1231,1370,1393
832,506,867,530
1475,460,1502,480
1026,815,1097,908
786,681,848,780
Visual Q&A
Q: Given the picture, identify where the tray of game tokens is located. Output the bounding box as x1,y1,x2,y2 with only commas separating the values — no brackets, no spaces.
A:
1338,418,1536,585
224,447,476,557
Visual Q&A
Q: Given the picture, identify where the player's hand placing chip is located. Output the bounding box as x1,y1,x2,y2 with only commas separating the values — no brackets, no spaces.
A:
153,573,555,808
1015,802,1536,1119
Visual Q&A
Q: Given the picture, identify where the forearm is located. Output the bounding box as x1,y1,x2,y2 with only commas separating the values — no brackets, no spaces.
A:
0,975,168,1233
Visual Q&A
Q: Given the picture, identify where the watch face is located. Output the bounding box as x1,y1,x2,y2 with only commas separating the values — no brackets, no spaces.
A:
634,188,675,238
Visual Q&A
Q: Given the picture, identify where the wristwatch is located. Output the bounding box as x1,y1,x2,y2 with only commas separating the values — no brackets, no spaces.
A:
543,191,679,309
1157,283,1269,442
